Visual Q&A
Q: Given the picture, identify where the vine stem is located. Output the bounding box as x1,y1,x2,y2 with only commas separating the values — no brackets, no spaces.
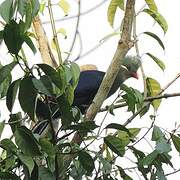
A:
48,0,63,65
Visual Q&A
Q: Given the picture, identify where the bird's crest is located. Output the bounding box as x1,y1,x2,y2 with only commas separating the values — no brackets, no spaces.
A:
122,56,141,73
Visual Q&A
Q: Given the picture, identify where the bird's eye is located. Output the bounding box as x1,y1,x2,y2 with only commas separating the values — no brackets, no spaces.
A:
121,65,129,71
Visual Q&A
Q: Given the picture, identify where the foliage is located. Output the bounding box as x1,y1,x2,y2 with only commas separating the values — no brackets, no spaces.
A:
0,0,179,180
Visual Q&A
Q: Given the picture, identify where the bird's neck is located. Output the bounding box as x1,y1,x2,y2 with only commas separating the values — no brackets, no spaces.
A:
115,67,130,86
108,67,129,97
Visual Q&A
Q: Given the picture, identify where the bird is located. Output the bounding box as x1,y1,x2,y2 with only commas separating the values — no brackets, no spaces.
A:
33,56,141,135
73,56,140,113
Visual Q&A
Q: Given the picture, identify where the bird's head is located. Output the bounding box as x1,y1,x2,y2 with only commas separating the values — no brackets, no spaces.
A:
120,56,141,80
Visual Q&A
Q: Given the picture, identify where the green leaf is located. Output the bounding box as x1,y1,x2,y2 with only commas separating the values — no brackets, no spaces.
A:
129,128,141,139
18,153,34,175
171,134,180,153
146,53,165,71
107,0,124,27
143,9,168,34
156,168,167,180
152,125,164,142
0,73,12,98
66,84,74,105
0,172,20,180
143,31,165,50
18,0,27,16
104,135,125,156
146,77,161,110
8,112,22,133
145,0,158,12
0,0,13,23
56,94,74,127
130,146,146,160
117,130,130,146
18,76,37,121
37,64,64,93
39,167,55,180
0,120,5,139
40,75,54,94
121,84,137,113
64,65,73,83
78,151,95,176
39,138,55,157
57,65,66,92
65,121,99,132
40,1,46,13
24,35,37,54
4,155,16,171
24,1,33,31
58,0,70,16
70,62,80,88
117,166,133,180
129,147,148,179
0,61,17,85
105,123,131,135
32,78,52,96
107,104,115,115
3,20,25,54
57,28,67,39
15,126,41,156
156,141,171,153
139,103,150,117
18,0,40,20
0,138,17,152
158,153,173,168
99,156,112,174
142,150,158,166
30,162,39,180
6,79,21,112
31,0,40,17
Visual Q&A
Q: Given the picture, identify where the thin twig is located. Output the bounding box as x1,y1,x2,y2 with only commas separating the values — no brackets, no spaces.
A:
165,168,180,177
42,0,108,24
133,7,147,98
48,0,62,65
99,92,180,113
65,0,81,61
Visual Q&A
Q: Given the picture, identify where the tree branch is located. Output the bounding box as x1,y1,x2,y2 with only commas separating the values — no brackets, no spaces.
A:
85,0,135,120
71,0,136,145
33,16,58,68
100,92,180,112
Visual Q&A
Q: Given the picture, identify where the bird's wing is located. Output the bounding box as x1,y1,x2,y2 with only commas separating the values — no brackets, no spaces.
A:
73,70,104,109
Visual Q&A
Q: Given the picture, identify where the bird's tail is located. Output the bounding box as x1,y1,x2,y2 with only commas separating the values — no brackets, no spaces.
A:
32,119,59,137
